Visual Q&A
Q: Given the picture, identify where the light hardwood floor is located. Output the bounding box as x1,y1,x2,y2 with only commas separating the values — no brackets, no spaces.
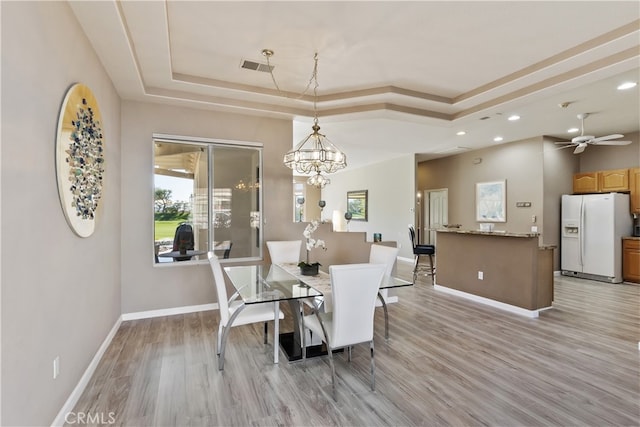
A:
70,263,640,426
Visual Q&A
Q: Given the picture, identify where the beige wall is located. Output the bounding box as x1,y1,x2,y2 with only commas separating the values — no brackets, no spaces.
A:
2,4,637,425
294,177,322,222
542,137,578,268
120,101,295,313
418,134,639,271
321,155,416,259
418,137,546,235
1,2,122,426
265,222,379,267
578,132,639,172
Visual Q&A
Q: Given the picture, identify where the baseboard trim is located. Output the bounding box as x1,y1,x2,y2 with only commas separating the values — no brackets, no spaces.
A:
51,316,123,427
52,303,219,426
121,303,218,321
433,285,545,318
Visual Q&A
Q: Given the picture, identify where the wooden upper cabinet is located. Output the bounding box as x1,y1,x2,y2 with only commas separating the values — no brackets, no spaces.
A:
573,168,634,195
599,168,629,192
630,167,640,213
572,167,639,213
573,172,599,194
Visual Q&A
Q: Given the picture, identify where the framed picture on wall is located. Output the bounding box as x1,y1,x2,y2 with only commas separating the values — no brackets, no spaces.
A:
476,180,506,222
347,190,368,221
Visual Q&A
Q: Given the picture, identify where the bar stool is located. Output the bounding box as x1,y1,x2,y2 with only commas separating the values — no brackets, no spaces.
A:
408,225,435,284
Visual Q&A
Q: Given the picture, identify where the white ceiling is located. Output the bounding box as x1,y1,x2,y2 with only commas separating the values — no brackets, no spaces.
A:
69,1,640,170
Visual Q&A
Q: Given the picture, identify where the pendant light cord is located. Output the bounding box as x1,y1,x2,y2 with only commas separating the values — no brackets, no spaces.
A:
263,50,319,105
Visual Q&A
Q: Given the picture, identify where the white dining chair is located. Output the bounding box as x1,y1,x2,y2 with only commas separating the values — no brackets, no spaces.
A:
266,240,302,264
208,252,284,370
266,240,311,306
266,239,318,344
369,244,400,283
369,244,400,339
316,245,399,311
303,263,386,400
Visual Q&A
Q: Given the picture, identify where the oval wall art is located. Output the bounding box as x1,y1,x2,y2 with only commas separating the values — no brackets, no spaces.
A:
55,83,105,237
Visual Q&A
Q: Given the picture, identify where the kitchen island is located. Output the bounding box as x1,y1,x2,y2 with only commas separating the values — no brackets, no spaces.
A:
435,229,555,317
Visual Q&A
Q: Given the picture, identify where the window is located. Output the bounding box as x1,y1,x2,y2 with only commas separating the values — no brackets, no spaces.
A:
293,181,304,222
292,178,322,223
153,134,262,263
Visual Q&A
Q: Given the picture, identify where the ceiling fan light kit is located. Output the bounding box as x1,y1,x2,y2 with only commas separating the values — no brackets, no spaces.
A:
556,113,631,154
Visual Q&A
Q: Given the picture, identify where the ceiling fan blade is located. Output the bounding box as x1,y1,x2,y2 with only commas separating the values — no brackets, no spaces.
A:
554,141,574,145
573,144,586,154
544,143,580,154
591,140,632,146
592,134,623,142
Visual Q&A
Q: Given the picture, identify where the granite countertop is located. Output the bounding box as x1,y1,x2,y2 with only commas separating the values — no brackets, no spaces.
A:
437,229,540,238
437,228,555,249
622,236,640,240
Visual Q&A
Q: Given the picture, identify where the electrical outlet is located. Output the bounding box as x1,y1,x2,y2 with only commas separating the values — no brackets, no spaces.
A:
53,356,60,379
478,271,483,280
531,225,538,233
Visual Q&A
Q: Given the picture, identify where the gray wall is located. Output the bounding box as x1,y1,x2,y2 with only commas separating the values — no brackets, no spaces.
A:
1,2,122,426
120,101,294,313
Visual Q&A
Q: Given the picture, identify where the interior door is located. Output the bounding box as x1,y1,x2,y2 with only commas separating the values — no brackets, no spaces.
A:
425,189,448,245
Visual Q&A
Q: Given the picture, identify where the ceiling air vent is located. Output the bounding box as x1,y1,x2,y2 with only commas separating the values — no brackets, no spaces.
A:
240,59,274,73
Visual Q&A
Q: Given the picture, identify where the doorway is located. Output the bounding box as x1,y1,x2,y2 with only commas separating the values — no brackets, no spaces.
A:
423,189,448,245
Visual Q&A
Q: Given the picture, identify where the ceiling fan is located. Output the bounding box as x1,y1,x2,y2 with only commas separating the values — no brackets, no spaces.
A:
556,113,631,154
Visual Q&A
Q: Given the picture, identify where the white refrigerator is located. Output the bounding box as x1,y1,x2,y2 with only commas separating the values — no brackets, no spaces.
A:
561,193,632,283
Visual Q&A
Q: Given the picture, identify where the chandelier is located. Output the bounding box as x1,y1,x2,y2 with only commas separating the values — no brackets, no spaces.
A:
234,178,259,192
263,50,347,188
307,172,331,189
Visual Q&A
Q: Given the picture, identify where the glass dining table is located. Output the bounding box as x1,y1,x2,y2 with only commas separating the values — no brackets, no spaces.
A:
223,263,412,363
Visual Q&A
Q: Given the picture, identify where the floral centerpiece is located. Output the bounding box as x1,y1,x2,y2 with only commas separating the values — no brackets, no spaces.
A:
299,220,326,276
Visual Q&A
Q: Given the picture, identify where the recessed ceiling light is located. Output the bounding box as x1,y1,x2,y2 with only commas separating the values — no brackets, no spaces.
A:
493,136,503,142
507,115,520,121
567,127,579,133
456,131,466,136
617,82,637,90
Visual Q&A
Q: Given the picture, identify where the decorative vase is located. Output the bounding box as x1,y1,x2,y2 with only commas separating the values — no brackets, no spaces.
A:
300,264,319,276
179,247,187,255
